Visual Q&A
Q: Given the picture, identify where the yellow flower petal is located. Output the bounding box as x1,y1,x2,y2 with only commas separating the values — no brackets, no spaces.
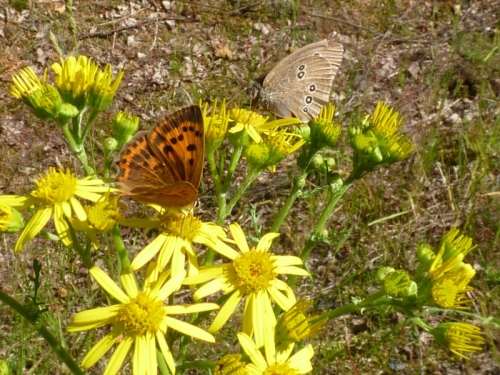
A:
120,269,139,298
237,333,267,371
192,277,227,300
256,232,280,252
209,288,244,332
165,316,215,342
130,234,167,270
0,195,37,210
165,303,219,315
90,267,129,303
15,206,52,252
104,336,133,375
156,332,176,374
80,326,122,368
70,196,87,221
287,344,314,373
229,223,249,252
53,205,72,246
67,306,120,331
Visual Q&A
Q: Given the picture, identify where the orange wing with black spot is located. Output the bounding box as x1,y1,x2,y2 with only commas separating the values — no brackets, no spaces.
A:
116,105,204,208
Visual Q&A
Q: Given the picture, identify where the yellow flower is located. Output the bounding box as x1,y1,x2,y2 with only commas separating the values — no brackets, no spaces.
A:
0,202,24,233
229,108,300,144
184,223,309,347
0,167,111,252
275,300,326,348
9,67,47,100
9,67,76,123
431,322,484,360
370,101,403,136
349,102,414,174
266,129,305,172
51,55,123,111
238,332,314,374
429,228,475,280
128,210,228,279
51,56,98,102
431,264,475,309
200,98,231,143
67,264,218,374
113,110,140,148
229,108,270,143
87,63,124,112
214,354,248,375
69,192,124,249
309,104,341,148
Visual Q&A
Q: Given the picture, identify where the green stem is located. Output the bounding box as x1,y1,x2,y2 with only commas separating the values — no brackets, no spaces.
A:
270,170,308,233
221,145,243,192
112,224,130,271
67,225,94,269
103,146,114,179
80,109,100,144
206,149,223,197
224,166,263,220
176,334,191,367
206,148,227,227
300,180,353,262
287,175,356,288
60,122,96,176
0,289,85,375
322,290,386,321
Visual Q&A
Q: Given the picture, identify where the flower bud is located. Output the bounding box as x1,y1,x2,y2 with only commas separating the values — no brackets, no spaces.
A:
113,111,139,147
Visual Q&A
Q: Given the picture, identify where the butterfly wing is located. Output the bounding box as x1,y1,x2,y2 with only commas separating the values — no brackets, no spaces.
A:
116,105,204,208
254,40,344,122
148,105,204,190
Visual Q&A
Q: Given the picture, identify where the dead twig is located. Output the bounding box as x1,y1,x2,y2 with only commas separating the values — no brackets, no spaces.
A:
78,15,197,39
310,13,432,44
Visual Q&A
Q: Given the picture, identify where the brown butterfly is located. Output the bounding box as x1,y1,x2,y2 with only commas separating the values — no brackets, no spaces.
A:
116,105,204,209
252,39,344,122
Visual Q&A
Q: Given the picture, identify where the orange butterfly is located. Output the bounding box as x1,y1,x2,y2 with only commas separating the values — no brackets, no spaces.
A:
116,105,204,209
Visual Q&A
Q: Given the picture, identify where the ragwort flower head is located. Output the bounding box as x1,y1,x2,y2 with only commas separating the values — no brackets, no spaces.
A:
275,299,326,348
129,210,228,279
9,67,78,124
69,192,124,249
51,55,99,108
9,67,47,101
431,263,475,309
266,129,305,172
184,223,309,347
200,98,231,146
238,332,314,375
87,63,124,112
0,202,24,233
229,108,270,144
349,102,414,175
51,55,123,111
431,322,484,360
0,167,111,252
309,104,341,148
113,110,140,148
429,228,475,279
214,354,248,375
67,264,217,375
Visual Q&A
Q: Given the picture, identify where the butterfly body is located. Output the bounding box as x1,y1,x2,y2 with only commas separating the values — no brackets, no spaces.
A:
253,39,344,122
117,105,204,209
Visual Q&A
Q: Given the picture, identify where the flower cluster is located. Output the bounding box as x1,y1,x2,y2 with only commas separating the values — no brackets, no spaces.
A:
0,167,112,252
376,228,485,360
10,56,123,124
348,102,414,176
